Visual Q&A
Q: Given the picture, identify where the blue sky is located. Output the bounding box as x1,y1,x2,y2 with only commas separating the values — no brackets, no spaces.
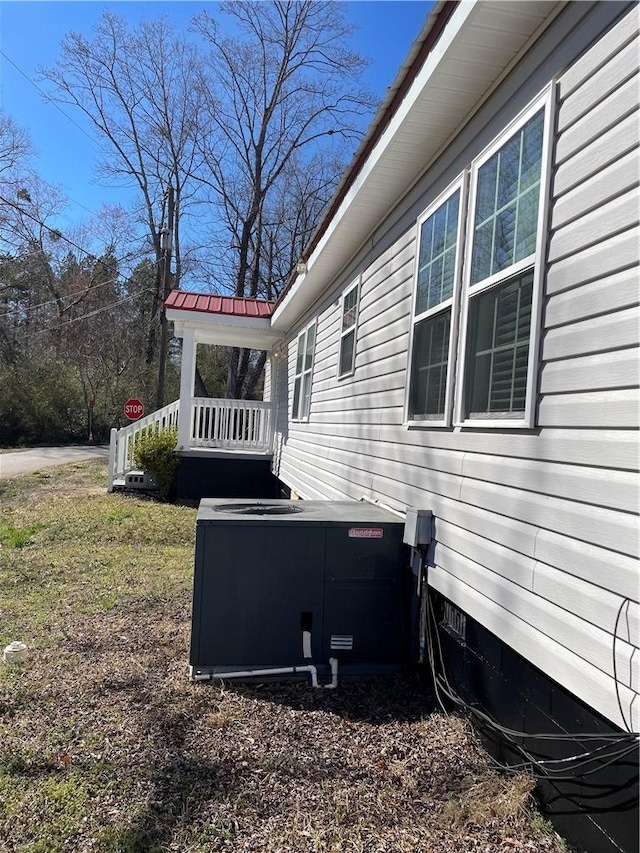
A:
0,1,433,232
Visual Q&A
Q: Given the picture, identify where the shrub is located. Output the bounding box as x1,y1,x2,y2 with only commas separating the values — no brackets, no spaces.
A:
133,427,180,499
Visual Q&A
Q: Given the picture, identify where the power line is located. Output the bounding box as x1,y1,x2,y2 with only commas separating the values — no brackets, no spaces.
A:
0,194,159,322
30,288,154,335
0,192,153,273
0,274,123,320
0,49,100,146
0,192,108,261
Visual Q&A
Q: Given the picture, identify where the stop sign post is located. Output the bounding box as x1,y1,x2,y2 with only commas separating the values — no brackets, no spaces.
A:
124,398,144,421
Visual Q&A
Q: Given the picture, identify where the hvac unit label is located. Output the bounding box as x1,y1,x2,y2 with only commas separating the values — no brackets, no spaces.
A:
348,527,384,539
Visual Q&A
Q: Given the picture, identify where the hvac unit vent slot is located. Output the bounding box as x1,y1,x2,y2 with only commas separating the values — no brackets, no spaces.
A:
330,635,354,650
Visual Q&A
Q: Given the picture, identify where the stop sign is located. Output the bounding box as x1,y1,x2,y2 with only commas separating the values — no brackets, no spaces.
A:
124,398,144,421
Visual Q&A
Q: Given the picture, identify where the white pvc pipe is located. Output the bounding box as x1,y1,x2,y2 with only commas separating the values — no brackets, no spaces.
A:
324,657,339,689
191,659,340,689
358,494,405,519
192,664,319,687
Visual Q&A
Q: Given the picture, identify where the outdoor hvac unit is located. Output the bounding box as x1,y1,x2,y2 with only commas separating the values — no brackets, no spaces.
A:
190,499,410,681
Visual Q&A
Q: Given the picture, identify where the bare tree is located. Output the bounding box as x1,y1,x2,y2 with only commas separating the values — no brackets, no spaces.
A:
193,0,376,398
40,12,206,406
0,109,33,176
0,175,70,353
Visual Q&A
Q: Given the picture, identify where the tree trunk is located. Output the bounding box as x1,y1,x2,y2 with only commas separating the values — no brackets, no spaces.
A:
244,350,267,400
226,347,241,398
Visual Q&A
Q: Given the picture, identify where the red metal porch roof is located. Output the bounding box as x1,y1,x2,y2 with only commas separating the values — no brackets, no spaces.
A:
165,290,275,318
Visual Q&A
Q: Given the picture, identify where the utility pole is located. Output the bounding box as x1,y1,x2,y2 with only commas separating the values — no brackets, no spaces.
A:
155,184,174,411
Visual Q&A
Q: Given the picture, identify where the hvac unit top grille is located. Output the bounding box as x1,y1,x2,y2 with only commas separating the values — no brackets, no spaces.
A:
214,503,304,516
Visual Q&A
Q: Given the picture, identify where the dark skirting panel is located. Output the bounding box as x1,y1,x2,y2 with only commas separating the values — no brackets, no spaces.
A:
175,455,281,502
431,589,639,853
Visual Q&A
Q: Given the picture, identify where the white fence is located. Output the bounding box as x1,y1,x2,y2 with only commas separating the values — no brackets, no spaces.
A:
108,397,273,490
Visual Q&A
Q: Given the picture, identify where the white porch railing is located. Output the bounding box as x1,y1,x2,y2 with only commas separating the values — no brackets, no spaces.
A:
108,400,180,491
108,397,273,491
190,397,273,451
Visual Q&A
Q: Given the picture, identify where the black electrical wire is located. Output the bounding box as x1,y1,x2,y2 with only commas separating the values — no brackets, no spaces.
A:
0,193,151,275
419,554,638,785
29,288,154,334
0,274,124,320
429,649,638,782
613,596,634,734
0,49,101,146
426,584,636,741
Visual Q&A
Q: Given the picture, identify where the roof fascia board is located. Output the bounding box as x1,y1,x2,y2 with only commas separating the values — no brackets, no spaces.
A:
170,312,280,350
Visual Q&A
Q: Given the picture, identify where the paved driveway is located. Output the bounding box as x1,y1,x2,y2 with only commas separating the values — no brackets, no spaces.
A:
0,446,109,479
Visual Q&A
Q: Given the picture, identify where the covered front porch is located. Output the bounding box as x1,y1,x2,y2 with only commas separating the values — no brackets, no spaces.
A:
108,292,281,494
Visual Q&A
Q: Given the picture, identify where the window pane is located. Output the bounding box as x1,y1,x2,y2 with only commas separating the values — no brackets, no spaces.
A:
339,329,355,376
494,203,516,272
464,272,533,417
342,286,358,331
471,109,544,284
409,310,451,418
441,246,456,304
471,220,493,283
416,190,460,315
301,373,312,418
427,254,444,307
304,324,315,370
521,110,544,192
295,333,305,373
514,186,539,262
292,377,302,419
431,205,447,258
476,157,498,223
496,135,521,210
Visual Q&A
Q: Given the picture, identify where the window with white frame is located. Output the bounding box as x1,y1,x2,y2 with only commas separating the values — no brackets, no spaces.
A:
292,321,316,420
458,94,550,426
407,181,463,424
406,87,552,429
338,278,360,378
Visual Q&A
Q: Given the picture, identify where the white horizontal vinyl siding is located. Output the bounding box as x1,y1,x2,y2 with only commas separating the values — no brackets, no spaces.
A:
271,3,639,730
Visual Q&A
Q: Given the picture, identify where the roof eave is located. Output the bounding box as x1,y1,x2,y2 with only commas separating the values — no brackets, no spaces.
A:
271,0,563,333
169,309,281,351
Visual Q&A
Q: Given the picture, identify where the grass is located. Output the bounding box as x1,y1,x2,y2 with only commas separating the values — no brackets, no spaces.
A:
0,522,47,548
0,460,570,853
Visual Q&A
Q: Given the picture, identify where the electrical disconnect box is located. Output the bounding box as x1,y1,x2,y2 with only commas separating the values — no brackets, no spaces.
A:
190,499,411,680
403,508,433,547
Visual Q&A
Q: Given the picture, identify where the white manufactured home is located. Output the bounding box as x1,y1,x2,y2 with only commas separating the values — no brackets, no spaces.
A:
109,2,639,850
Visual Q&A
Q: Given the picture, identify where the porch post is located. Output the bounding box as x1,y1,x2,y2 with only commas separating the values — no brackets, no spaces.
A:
177,326,196,450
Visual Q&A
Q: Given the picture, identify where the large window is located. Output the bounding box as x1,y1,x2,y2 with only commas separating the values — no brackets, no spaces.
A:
407,181,463,425
338,278,360,378
406,87,552,429
458,93,551,427
292,321,316,420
